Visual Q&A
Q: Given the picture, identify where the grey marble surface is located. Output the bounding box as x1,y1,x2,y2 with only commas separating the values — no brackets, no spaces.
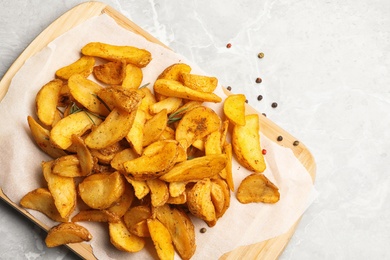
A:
0,0,389,259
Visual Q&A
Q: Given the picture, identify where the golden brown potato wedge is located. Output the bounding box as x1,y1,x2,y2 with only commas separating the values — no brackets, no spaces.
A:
236,173,280,204
106,182,134,217
52,154,83,177
168,181,187,198
142,109,168,147
123,205,152,237
122,63,143,90
187,178,216,225
223,94,246,126
50,110,103,150
35,79,62,127
223,143,234,191
150,97,182,115
155,205,196,260
42,161,76,219
179,72,218,93
93,60,125,85
98,86,143,113
175,106,221,149
85,108,136,150
160,154,227,182
123,141,177,180
27,116,67,158
111,148,139,172
78,171,125,209
81,42,152,68
45,222,92,247
138,87,156,119
154,79,222,103
71,209,120,223
20,188,68,222
109,219,145,252
147,218,175,260
68,74,110,116
146,178,169,207
157,63,192,81
72,134,94,176
205,130,222,155
126,108,146,155
211,178,230,219
232,114,266,173
55,56,95,80
124,177,150,200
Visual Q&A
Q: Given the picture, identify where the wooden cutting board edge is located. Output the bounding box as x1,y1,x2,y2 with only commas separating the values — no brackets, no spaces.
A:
0,2,316,259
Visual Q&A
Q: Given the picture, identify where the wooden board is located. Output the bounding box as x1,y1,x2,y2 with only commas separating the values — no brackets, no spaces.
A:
0,2,316,259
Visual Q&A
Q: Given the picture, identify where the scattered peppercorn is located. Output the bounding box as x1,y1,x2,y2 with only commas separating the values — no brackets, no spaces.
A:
262,113,267,117
293,140,300,146
245,99,248,103
256,77,262,83
277,135,283,141
226,43,232,48
258,52,264,59
271,102,278,108
262,149,267,155
227,86,232,91
200,228,207,233
257,95,263,101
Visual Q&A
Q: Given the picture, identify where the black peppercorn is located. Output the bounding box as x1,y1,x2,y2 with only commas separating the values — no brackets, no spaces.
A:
257,95,263,101
293,140,300,146
227,86,232,91
271,102,278,108
200,228,207,233
256,77,262,83
277,136,283,141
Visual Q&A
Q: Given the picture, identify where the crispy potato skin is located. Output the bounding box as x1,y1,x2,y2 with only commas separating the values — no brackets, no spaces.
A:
232,114,266,173
237,173,280,204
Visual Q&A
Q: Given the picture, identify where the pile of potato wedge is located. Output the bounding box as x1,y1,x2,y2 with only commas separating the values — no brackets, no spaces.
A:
21,42,280,259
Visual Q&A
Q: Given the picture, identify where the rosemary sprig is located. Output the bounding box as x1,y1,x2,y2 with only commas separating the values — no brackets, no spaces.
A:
139,82,150,89
168,107,188,124
92,93,111,113
68,102,105,125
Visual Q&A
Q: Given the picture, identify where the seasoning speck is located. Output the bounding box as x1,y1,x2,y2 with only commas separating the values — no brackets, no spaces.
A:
200,228,207,233
256,77,262,84
257,95,263,101
226,43,232,48
258,52,264,59
271,102,278,108
262,149,267,155
277,136,283,141
293,140,300,146
262,113,267,117
227,86,232,91
245,99,248,103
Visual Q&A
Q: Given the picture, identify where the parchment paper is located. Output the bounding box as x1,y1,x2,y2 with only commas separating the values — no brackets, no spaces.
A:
0,14,317,259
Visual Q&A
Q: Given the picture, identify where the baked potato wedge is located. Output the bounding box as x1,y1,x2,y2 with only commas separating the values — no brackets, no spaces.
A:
35,79,62,127
42,161,76,219
81,42,152,68
55,56,95,80
154,79,222,103
20,188,68,222
147,218,175,260
223,94,246,126
45,222,92,247
155,204,196,260
236,173,280,204
232,114,266,173
175,106,221,149
78,171,125,209
109,219,145,252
